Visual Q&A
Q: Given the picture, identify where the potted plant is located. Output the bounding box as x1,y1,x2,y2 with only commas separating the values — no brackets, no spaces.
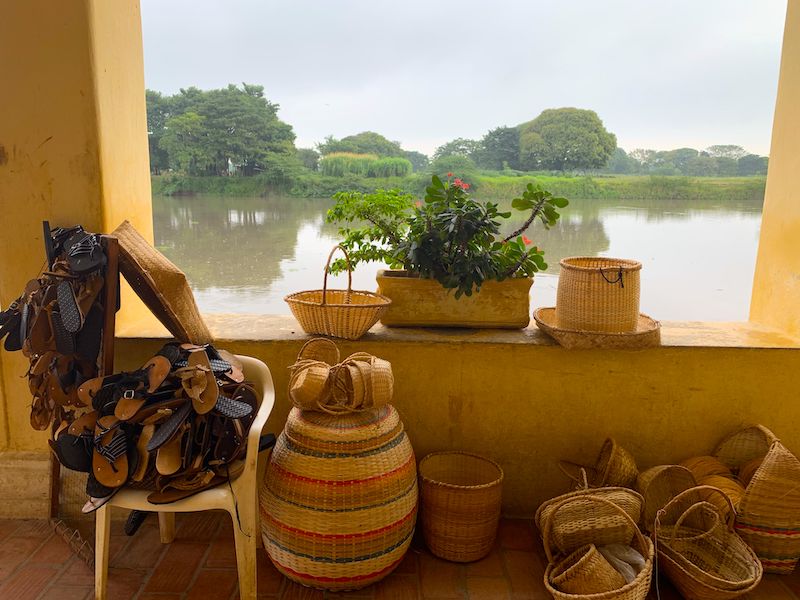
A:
326,173,568,328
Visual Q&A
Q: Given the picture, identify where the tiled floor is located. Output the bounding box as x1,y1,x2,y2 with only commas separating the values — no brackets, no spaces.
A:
0,513,799,599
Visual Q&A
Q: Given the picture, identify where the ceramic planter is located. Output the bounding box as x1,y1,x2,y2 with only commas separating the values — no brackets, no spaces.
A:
376,270,532,328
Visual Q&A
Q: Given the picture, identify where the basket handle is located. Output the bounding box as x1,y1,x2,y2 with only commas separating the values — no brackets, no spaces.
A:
541,493,647,564
321,245,353,306
654,485,735,539
599,266,625,288
557,460,596,490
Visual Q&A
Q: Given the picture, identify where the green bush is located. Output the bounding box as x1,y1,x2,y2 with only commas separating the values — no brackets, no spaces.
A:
367,157,413,178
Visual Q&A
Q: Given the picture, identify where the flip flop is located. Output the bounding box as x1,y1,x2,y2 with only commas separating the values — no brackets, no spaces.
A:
131,424,155,481
155,421,189,476
50,310,75,355
76,274,104,316
183,350,218,415
64,231,106,274
146,470,225,505
213,395,253,420
75,303,103,363
30,395,54,431
68,410,98,435
56,280,83,333
92,416,128,488
147,401,192,452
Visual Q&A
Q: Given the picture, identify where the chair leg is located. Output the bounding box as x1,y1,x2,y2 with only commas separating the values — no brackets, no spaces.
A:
158,512,176,544
231,507,258,600
95,504,111,600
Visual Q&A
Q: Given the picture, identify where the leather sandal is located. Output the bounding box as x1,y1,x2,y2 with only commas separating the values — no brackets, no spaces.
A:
56,280,83,333
146,469,225,505
176,350,217,415
92,416,129,488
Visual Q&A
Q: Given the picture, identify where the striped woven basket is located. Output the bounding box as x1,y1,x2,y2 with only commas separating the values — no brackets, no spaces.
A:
713,425,800,574
259,405,418,590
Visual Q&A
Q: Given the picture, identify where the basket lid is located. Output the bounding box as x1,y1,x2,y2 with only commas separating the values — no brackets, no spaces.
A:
534,307,660,349
284,404,404,453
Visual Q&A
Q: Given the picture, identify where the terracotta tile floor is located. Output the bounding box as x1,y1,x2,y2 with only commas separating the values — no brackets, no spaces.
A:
0,513,799,599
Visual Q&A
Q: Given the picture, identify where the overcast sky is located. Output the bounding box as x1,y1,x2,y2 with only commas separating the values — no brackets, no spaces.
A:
140,1,787,156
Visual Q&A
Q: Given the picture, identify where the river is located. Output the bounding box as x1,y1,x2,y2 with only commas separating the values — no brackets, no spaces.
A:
152,194,762,322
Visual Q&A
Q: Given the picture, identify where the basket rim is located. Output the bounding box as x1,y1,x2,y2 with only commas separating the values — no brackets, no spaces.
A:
419,451,504,490
534,307,660,338
559,256,642,272
285,289,392,309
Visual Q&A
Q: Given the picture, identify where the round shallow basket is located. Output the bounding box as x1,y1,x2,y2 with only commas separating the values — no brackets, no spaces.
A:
543,495,654,600
534,307,660,350
636,465,698,532
419,452,503,562
655,486,763,599
260,405,418,590
556,256,642,333
285,246,391,340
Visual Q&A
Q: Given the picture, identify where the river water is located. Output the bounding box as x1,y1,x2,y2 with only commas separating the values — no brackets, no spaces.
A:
152,194,762,322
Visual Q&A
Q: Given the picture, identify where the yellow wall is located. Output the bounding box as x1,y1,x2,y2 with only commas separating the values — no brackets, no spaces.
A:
751,0,800,337
0,0,153,450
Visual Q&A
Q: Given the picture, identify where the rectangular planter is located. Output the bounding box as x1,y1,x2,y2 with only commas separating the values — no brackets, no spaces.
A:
376,270,532,328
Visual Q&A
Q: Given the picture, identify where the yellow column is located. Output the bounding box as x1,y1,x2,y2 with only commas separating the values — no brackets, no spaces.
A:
751,0,800,338
0,0,152,450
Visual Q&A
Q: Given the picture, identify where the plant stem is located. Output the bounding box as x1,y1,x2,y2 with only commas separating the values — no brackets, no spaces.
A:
502,198,547,242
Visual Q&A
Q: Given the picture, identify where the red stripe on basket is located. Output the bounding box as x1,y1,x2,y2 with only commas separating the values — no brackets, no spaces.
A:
274,555,404,584
297,405,392,430
736,522,800,536
270,454,414,486
264,505,416,541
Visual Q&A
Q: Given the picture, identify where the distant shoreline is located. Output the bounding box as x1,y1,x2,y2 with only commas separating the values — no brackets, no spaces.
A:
151,173,765,203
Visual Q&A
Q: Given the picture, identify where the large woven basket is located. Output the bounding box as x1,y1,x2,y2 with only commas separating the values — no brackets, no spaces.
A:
285,246,391,340
543,494,654,600
713,425,800,574
260,405,417,590
556,257,641,333
419,451,503,562
636,465,698,533
654,486,763,599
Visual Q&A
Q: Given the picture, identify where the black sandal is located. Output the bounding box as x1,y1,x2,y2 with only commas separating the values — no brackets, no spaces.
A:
64,231,106,274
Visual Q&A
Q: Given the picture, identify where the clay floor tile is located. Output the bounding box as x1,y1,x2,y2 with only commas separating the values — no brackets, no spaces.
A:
207,536,238,569
257,548,285,595
465,548,505,578
466,576,511,600
373,573,420,600
106,567,150,600
393,551,420,575
177,510,226,542
0,535,47,580
0,564,60,600
185,568,239,600
496,520,536,552
29,532,75,564
110,524,167,569
281,580,325,600
501,550,548,600
143,540,208,593
744,575,798,599
37,585,93,600
419,552,465,599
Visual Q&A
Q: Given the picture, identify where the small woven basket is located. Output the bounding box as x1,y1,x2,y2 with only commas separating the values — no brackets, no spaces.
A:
560,438,639,489
285,245,391,340
654,486,763,599
712,425,800,574
636,465,698,533
556,257,641,333
419,452,503,562
550,544,626,594
543,494,654,600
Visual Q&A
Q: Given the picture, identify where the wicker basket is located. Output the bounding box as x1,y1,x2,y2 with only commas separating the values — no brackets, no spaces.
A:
535,487,644,555
419,452,503,562
560,438,639,489
260,405,417,590
654,486,763,599
550,544,626,594
543,494,654,600
712,425,800,574
285,245,391,340
636,465,698,533
556,257,642,333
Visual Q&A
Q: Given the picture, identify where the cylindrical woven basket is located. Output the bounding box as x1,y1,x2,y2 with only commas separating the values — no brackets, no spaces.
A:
654,486,763,599
550,544,626,594
712,425,800,574
535,487,644,556
285,246,391,340
260,405,417,590
543,494,654,600
556,257,641,333
636,465,697,533
419,451,503,562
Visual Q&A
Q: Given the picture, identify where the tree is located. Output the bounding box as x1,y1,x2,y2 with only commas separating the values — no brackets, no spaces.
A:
604,147,637,174
159,112,213,174
403,150,429,172
427,155,480,189
737,154,768,176
296,148,320,171
145,90,173,174
432,138,481,161
318,131,404,157
706,145,747,160
518,108,616,171
476,126,520,170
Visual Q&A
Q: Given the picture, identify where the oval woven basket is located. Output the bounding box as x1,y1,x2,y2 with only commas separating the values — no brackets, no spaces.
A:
712,425,800,574
556,256,642,333
260,405,418,591
285,246,391,340
636,465,697,533
419,451,503,562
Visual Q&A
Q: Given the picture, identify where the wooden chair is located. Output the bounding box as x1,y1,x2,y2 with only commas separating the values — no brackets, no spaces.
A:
95,355,275,600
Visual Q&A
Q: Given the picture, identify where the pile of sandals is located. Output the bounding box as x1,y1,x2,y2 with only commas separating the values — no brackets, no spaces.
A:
0,223,259,513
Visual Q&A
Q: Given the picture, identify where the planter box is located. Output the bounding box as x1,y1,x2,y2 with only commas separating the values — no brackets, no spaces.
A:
376,270,532,328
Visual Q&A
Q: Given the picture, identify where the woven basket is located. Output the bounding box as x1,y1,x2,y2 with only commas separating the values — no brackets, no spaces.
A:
712,425,800,574
535,487,644,555
260,405,417,590
550,544,626,594
556,257,642,333
560,438,639,489
285,246,391,340
419,452,503,562
654,486,763,599
636,465,698,533
543,495,654,600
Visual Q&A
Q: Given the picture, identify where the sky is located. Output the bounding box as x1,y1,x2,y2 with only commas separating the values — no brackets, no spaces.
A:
140,0,788,156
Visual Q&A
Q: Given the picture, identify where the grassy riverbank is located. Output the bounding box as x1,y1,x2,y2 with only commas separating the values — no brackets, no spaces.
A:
151,173,765,202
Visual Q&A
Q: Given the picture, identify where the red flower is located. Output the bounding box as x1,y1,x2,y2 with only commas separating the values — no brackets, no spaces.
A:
447,172,453,177
522,235,532,245
463,183,470,190
414,200,422,207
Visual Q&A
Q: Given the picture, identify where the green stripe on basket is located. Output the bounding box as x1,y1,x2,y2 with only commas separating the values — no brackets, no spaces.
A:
265,527,413,564
283,430,407,459
264,478,417,513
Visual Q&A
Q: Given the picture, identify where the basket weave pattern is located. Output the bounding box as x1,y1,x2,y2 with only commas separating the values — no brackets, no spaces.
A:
419,452,503,563
556,257,641,333
285,246,390,340
260,406,417,590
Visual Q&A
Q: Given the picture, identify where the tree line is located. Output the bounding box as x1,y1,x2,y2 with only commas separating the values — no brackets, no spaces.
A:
145,84,768,182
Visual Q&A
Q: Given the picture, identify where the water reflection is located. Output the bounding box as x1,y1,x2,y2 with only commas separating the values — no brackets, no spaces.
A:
152,194,762,321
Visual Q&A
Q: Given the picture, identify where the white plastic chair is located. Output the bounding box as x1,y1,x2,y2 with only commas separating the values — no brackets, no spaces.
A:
95,355,275,600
